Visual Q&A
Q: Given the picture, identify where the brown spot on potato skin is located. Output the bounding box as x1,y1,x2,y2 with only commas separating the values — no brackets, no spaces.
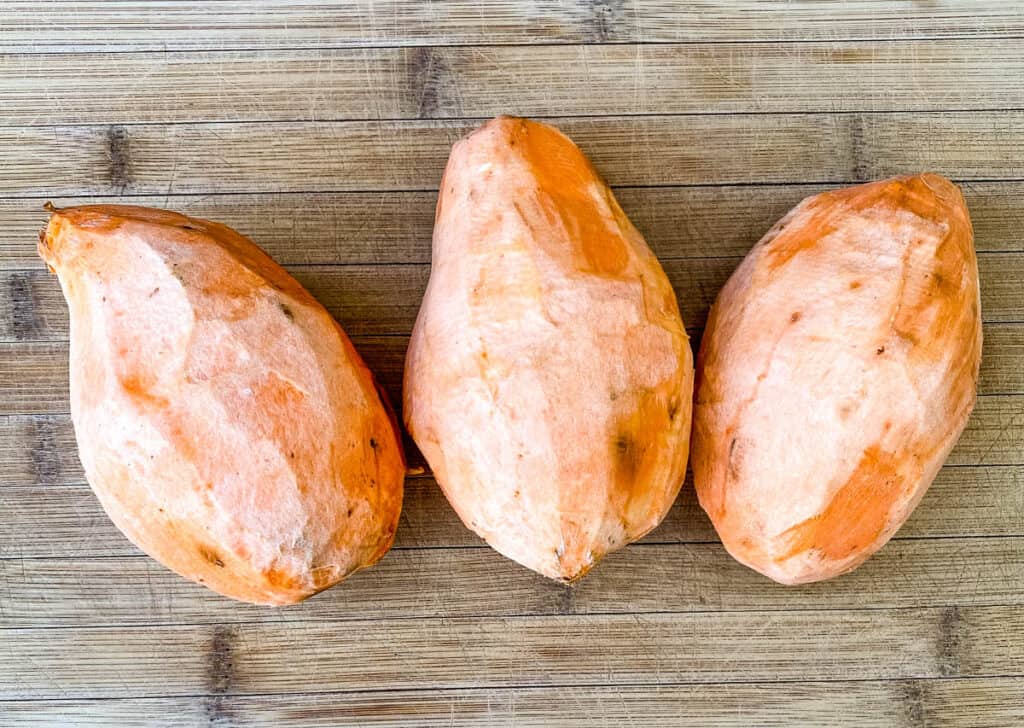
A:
310,566,337,590
613,433,638,481
264,568,302,591
727,438,741,480
198,545,225,568
611,391,669,489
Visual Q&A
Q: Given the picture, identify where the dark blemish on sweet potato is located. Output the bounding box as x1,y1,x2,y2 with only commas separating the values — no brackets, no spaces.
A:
877,346,886,355
727,438,742,479
198,545,225,568
369,438,378,450
264,569,299,590
278,302,294,321
613,432,642,483
668,397,680,421
850,281,862,290
790,311,802,323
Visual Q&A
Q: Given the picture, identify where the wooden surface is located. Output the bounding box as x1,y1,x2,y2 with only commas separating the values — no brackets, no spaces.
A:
2,2,1023,726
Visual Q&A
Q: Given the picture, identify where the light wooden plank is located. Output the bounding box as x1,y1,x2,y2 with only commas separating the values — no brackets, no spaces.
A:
2,537,1022,628
923,676,1024,728
4,41,1024,125
5,182,1023,271
3,606,1021,699
0,117,845,197
4,254,1023,345
3,678,1021,728
4,1,1023,52
949,395,1024,468
2,459,1021,562
3,321,1023,420
0,696,208,728
6,113,1024,198
0,415,80,486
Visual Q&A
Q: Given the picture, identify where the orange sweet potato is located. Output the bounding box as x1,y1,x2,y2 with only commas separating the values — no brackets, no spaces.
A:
39,205,404,605
692,174,982,585
404,117,693,581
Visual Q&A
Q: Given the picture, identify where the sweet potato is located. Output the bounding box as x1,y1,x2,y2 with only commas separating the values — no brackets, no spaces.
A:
692,174,981,584
39,205,404,605
404,117,693,581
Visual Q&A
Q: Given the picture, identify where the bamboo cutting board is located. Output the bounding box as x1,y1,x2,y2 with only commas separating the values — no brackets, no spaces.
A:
1,2,1023,726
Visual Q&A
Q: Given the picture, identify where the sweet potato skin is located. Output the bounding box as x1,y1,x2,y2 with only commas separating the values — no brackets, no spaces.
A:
692,174,981,585
39,205,404,605
404,117,693,581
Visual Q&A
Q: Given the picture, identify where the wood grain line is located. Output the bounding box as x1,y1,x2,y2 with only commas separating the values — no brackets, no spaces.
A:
2,41,1024,125
1,677,1022,727
4,1,1024,52
1,459,1021,561
4,113,1024,197
4,182,1024,270
1,606,1021,699
0,537,1021,629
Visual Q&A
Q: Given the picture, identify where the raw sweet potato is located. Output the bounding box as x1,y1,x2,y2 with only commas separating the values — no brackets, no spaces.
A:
692,174,981,585
404,117,693,581
39,205,404,605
